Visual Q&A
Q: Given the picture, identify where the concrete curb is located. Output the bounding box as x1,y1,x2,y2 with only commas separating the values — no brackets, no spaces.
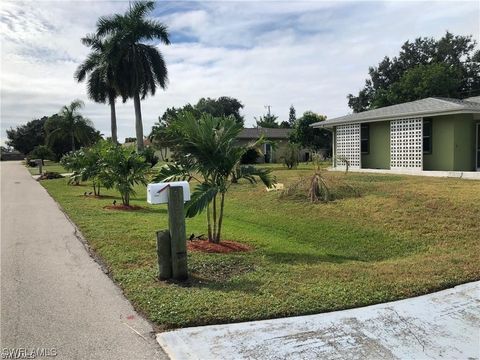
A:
157,281,480,360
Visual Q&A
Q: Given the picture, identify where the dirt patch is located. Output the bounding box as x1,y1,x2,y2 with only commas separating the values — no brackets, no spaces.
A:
187,239,252,253
37,172,64,180
103,205,143,211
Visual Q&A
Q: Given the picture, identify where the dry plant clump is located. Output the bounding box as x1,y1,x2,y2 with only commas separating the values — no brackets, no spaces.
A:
281,172,361,203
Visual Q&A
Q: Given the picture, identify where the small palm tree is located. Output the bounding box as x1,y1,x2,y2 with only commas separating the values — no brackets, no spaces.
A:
45,100,95,152
101,145,150,206
75,35,119,144
96,1,170,152
155,112,275,243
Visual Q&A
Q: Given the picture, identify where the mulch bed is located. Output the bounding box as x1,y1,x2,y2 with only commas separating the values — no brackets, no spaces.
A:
103,205,143,211
187,239,252,254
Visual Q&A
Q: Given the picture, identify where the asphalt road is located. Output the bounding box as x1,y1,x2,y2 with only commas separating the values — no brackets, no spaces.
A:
1,162,168,359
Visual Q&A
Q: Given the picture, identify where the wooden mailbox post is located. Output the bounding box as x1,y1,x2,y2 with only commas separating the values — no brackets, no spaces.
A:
150,183,188,281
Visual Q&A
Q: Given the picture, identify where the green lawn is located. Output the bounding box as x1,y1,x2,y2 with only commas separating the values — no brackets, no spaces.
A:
40,166,480,329
27,161,67,175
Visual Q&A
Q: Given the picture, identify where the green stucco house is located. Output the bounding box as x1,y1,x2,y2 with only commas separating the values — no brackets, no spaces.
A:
313,97,480,175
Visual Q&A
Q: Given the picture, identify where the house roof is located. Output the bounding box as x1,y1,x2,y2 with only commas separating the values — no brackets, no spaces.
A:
123,138,151,147
312,97,480,128
238,128,292,139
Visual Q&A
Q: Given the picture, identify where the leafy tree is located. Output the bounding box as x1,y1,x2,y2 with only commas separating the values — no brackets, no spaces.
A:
289,111,331,152
154,112,275,243
348,31,480,112
379,63,462,105
255,113,279,128
101,145,149,206
279,121,291,129
195,97,244,125
29,145,55,163
150,97,245,156
288,105,296,127
45,100,99,152
6,113,99,160
6,118,47,155
149,104,197,156
96,1,170,152
75,35,119,144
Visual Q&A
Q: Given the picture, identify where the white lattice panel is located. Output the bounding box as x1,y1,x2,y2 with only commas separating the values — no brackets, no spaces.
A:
336,124,360,168
390,118,423,169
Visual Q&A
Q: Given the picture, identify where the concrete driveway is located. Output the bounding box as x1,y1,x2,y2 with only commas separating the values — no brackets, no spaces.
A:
157,282,480,360
1,162,167,359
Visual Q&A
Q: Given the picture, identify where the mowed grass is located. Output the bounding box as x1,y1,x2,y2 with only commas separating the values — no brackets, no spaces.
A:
27,161,67,175
40,166,480,329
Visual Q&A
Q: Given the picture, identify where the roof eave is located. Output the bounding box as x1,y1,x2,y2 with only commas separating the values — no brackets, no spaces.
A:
312,109,480,128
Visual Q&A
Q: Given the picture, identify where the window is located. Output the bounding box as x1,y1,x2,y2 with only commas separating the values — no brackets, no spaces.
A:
423,119,432,154
361,124,369,154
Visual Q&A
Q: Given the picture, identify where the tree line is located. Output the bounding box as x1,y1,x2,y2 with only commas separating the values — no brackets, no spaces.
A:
348,31,480,112
6,100,100,161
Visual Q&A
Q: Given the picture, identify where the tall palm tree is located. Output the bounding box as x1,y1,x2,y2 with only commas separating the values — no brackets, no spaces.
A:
46,100,95,152
75,35,119,144
96,1,170,152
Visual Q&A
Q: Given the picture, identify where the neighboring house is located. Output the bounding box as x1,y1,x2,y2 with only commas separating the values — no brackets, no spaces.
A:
124,129,311,164
313,97,480,174
123,137,151,148
0,150,25,161
237,128,308,163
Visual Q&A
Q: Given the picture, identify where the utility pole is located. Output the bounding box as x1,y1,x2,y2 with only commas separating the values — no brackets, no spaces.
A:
264,105,272,116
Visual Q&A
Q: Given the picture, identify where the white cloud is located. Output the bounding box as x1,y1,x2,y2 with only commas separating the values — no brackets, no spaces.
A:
1,0,479,146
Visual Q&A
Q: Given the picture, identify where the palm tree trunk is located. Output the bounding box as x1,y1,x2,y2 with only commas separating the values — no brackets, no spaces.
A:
207,203,213,242
109,96,118,144
215,193,226,243
212,195,217,243
133,92,144,152
71,132,76,152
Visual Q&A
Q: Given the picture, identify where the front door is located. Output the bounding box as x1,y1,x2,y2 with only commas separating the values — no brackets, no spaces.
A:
264,143,272,163
477,123,480,171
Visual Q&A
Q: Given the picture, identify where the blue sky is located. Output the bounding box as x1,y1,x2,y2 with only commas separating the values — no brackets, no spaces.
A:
1,0,479,144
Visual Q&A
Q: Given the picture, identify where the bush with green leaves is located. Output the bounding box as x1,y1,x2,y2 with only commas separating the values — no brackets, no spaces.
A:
60,141,109,194
140,146,159,168
282,143,300,169
154,112,275,243
101,145,150,206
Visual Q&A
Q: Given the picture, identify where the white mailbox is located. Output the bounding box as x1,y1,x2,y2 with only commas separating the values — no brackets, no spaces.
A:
147,181,191,204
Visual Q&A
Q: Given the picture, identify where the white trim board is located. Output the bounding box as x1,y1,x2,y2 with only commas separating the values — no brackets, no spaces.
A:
328,167,480,180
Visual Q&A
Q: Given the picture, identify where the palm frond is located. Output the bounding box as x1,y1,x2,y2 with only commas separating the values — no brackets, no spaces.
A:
153,163,195,183
185,183,218,218
236,165,276,187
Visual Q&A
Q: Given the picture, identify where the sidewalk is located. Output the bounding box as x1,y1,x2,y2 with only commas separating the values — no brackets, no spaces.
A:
1,161,167,360
157,281,480,360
